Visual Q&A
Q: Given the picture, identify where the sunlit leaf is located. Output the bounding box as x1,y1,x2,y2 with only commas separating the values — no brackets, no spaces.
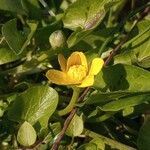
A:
65,114,84,137
8,85,58,128
17,121,37,147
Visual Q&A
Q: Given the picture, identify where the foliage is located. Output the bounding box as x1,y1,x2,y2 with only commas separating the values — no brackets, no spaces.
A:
0,0,150,149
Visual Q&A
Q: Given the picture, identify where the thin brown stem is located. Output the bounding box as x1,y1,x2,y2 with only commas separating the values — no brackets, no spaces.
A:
104,35,128,66
51,108,77,150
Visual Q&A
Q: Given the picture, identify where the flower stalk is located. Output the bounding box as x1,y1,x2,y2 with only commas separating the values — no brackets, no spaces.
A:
58,87,80,116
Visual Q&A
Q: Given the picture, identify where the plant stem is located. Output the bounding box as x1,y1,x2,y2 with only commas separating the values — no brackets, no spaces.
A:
98,37,112,56
58,87,80,116
39,0,55,16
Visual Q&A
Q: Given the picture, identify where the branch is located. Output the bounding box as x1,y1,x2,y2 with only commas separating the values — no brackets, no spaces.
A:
51,108,77,150
104,35,128,66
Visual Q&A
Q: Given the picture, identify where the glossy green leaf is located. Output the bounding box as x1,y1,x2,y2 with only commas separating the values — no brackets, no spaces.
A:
85,90,139,105
137,118,150,150
2,19,38,54
131,20,150,62
94,64,150,92
90,138,105,150
21,0,42,19
43,122,61,143
101,93,150,112
85,129,135,150
8,85,58,128
67,29,91,48
0,46,20,65
114,20,150,68
122,106,134,116
35,22,61,50
17,121,37,147
77,143,97,150
63,0,119,30
0,0,26,14
91,64,150,112
64,0,119,47
65,114,84,137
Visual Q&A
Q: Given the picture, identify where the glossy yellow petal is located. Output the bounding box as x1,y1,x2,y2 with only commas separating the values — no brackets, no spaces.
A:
88,58,104,76
67,52,82,70
58,54,67,71
77,75,94,88
77,52,88,69
46,69,79,85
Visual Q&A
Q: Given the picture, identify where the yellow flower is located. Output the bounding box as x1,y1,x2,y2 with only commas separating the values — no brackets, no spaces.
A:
46,51,104,87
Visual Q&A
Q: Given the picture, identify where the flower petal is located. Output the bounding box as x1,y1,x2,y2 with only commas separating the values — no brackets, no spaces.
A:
46,69,80,85
67,52,82,70
88,58,104,76
77,75,94,88
58,54,67,71
78,52,88,69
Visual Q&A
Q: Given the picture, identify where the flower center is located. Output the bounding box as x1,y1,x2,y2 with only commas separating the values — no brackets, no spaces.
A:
67,65,87,82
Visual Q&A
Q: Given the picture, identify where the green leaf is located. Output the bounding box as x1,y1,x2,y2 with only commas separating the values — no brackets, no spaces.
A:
17,121,37,147
122,106,134,116
64,0,119,47
132,20,150,62
0,0,26,14
43,122,61,143
65,114,84,137
114,20,150,68
85,129,135,150
100,93,150,112
21,0,42,19
91,64,150,112
137,118,150,150
0,100,8,117
8,85,58,128
67,29,91,48
85,90,138,105
90,138,105,150
35,22,61,50
77,143,97,150
82,27,117,50
2,19,38,54
63,0,118,30
0,46,21,65
22,21,38,51
67,25,116,51
94,64,150,92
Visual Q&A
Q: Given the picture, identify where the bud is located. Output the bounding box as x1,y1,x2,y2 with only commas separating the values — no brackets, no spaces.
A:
17,121,37,147
49,30,66,49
